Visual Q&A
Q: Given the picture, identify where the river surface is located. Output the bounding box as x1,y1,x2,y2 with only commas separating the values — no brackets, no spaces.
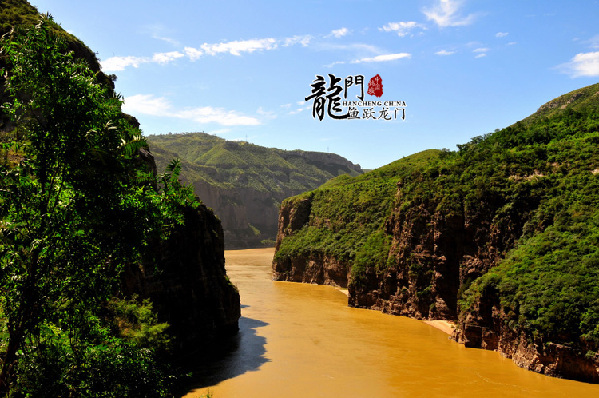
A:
184,248,599,398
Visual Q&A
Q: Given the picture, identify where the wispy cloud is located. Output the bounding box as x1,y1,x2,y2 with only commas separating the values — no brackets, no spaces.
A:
102,56,148,71
435,49,456,55
123,94,261,126
199,38,278,56
473,47,488,58
283,35,313,47
107,34,313,69
102,51,185,71
559,51,599,77
422,0,477,27
144,23,181,47
327,27,350,38
379,22,426,37
587,34,599,49
351,53,411,63
495,32,509,38
152,51,184,64
315,42,382,54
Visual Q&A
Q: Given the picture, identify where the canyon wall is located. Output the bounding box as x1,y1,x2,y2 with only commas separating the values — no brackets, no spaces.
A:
272,83,599,383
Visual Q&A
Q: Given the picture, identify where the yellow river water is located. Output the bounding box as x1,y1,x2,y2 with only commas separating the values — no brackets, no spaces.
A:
184,248,599,398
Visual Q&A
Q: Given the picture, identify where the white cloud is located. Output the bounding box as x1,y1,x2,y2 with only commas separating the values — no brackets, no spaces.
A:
144,23,181,47
495,32,509,38
102,52,184,71
560,51,599,77
422,0,477,27
328,27,349,38
123,94,261,126
200,38,278,56
283,34,312,47
152,51,184,64
324,60,346,68
473,47,488,58
316,42,382,54
435,49,456,55
256,107,277,120
178,107,261,125
123,94,172,116
102,56,148,71
351,53,411,63
207,128,232,135
184,46,203,61
379,22,426,37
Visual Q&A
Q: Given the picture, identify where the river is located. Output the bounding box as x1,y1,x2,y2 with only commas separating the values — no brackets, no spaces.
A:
184,248,599,398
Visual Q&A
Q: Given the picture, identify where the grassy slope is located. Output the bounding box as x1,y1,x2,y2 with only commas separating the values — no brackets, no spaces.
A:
147,132,362,194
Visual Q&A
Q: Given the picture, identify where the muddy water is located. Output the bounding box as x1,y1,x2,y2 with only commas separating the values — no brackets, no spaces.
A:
184,248,599,398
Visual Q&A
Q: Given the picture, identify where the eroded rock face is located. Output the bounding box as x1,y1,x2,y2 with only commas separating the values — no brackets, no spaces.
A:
272,195,350,289
454,296,599,383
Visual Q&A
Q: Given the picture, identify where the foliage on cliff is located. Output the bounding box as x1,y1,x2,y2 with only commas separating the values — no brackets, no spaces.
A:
275,82,599,360
0,16,199,396
274,149,443,277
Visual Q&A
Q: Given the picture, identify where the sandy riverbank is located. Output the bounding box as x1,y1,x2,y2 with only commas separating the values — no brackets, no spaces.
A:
423,320,456,335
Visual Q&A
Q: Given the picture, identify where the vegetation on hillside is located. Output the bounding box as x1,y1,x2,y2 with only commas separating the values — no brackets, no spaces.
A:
274,149,442,279
276,82,599,354
148,133,362,193
0,17,198,396
148,133,363,248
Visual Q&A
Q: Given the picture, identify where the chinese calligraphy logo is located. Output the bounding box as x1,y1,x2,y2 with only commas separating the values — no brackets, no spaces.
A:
305,73,405,121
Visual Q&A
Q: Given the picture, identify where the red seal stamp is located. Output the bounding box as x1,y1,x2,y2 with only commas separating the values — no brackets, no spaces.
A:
367,74,383,98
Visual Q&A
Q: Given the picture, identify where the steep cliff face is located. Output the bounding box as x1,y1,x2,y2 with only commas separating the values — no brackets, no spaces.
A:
123,202,240,354
273,83,599,382
454,288,599,382
123,151,240,355
273,164,527,318
148,133,363,249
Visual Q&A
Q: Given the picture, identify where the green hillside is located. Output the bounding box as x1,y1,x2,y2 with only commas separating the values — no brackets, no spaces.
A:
147,132,363,248
275,148,443,273
273,83,599,381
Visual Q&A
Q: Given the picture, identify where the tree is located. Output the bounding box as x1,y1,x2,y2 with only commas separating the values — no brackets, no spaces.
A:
0,18,177,396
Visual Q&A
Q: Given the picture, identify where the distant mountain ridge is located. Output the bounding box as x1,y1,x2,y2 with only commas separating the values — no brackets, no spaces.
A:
147,132,363,248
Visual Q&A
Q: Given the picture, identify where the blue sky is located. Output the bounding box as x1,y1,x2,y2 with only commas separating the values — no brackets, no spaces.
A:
29,0,599,169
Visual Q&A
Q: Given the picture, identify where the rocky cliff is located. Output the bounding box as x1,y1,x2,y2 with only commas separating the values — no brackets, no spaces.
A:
273,83,599,382
123,202,240,355
148,133,363,249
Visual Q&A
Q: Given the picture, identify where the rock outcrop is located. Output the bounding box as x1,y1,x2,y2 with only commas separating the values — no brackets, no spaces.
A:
454,292,599,382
